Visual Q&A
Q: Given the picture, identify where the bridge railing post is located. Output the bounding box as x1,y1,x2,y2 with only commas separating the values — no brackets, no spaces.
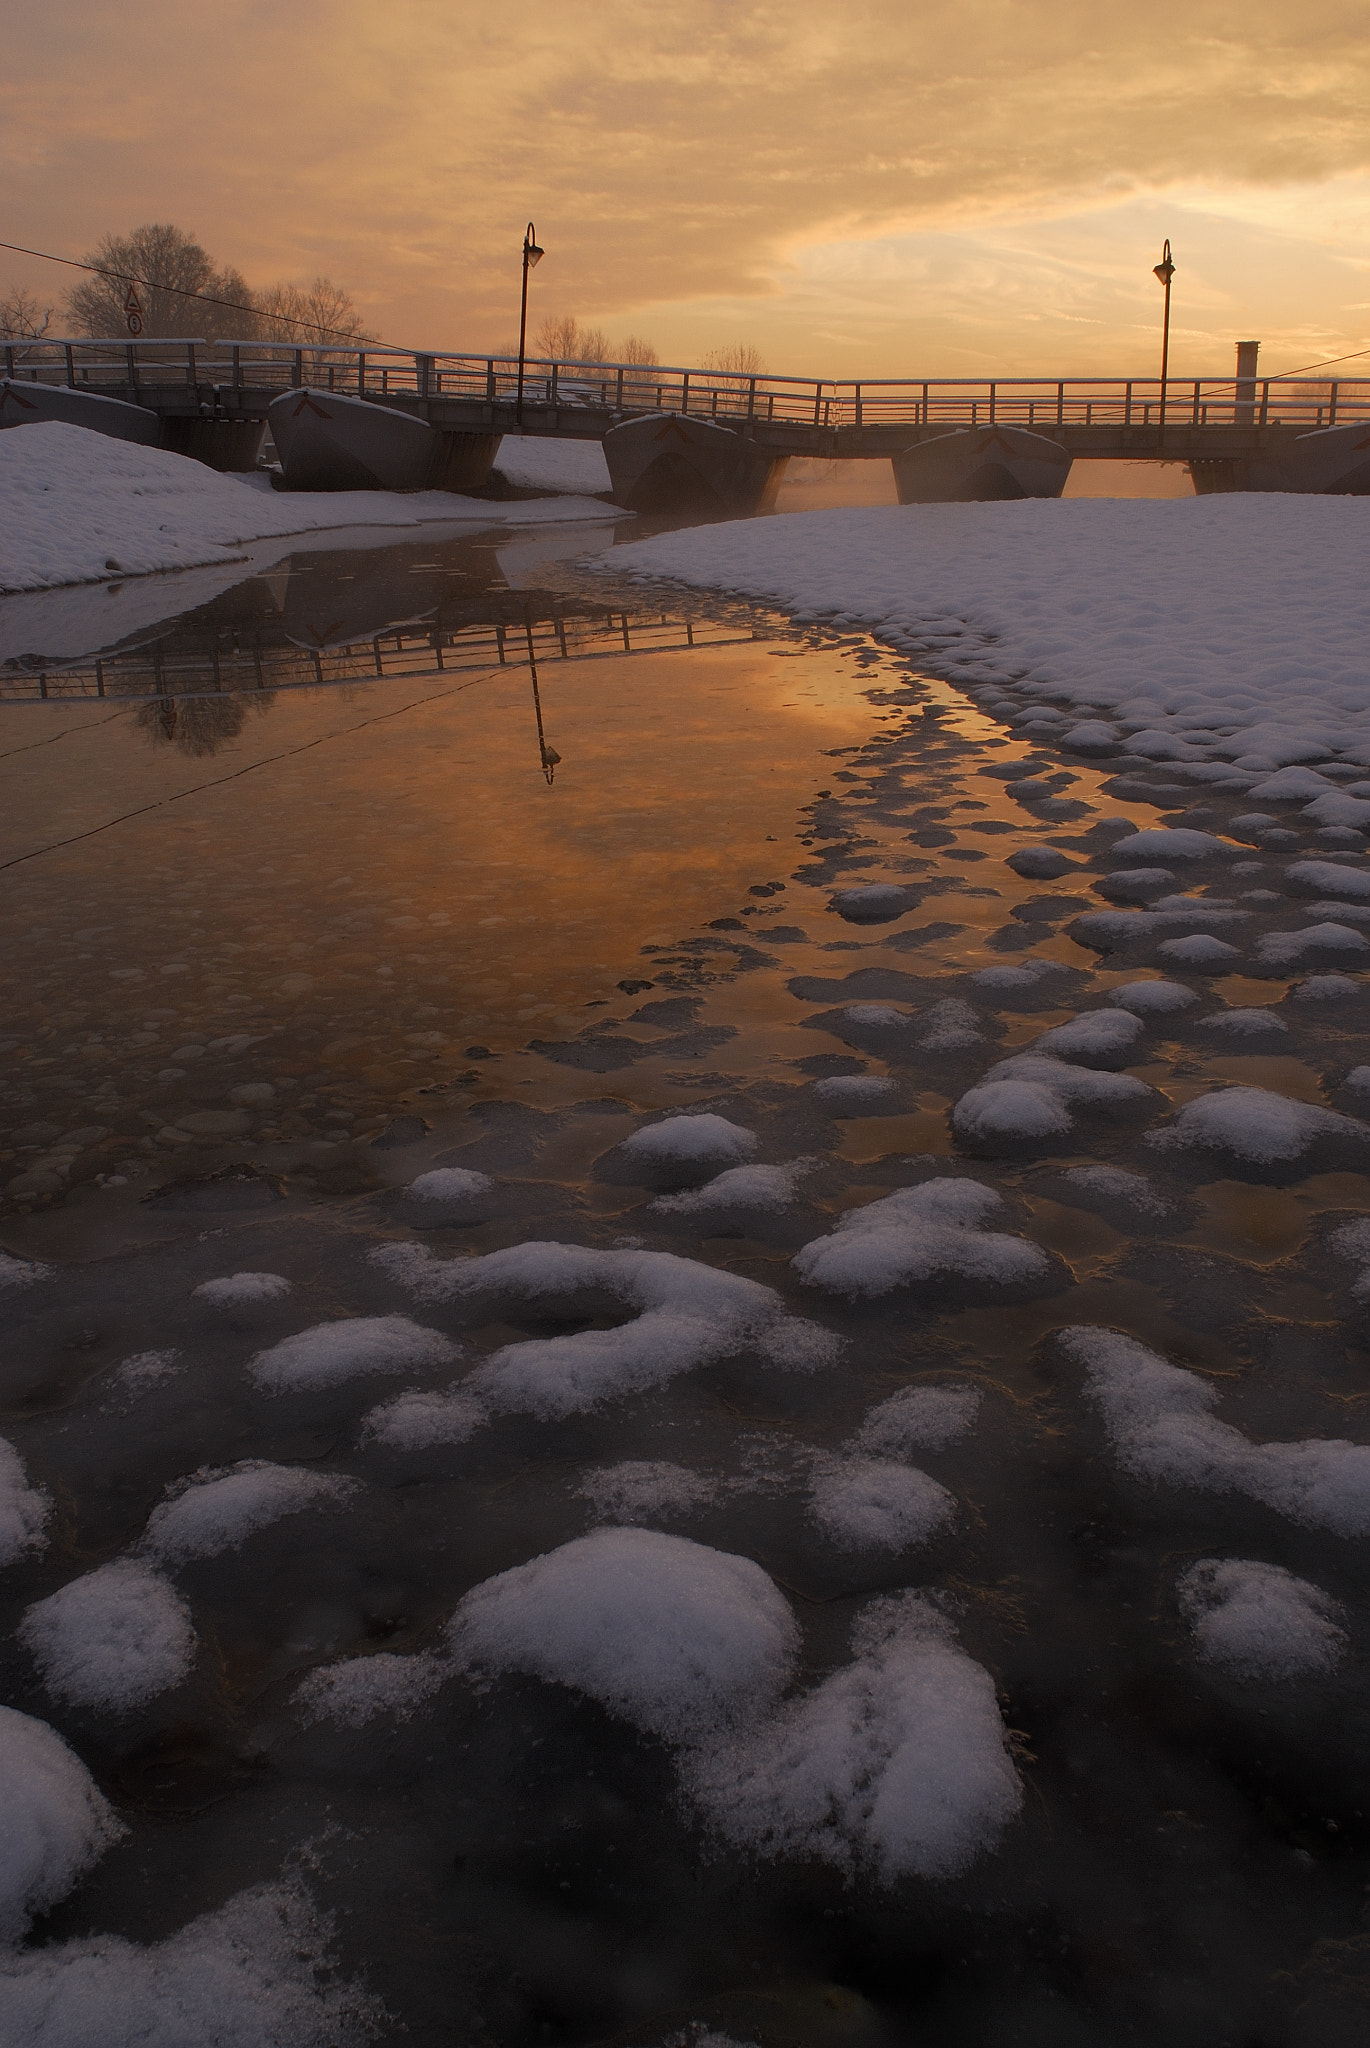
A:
747,375,755,422
616,366,624,412
854,382,863,428
127,343,138,392
292,350,303,389
1330,381,1339,426
681,372,690,415
988,381,996,424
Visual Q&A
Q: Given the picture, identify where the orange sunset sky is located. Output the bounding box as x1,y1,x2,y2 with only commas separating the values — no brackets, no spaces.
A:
4,1,1369,380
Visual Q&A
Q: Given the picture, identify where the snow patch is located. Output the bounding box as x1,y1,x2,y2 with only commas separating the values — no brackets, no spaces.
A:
1177,1558,1346,1680
21,1560,196,1711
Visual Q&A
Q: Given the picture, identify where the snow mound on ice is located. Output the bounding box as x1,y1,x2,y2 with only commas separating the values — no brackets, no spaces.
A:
0,1437,50,1567
1157,933,1241,966
0,1880,384,2045
683,1593,1021,1881
852,1384,981,1457
1059,1165,1172,1217
619,1113,758,1167
450,1528,798,1741
405,1166,494,1202
192,1271,293,1308
1064,1325,1370,1534
0,1253,54,1289
580,1460,717,1524
954,1053,1152,1146
248,1315,458,1392
1030,1010,1144,1063
651,1161,812,1215
814,1074,899,1110
1256,921,1369,967
808,1457,954,1551
1177,1558,1346,1680
793,1179,1049,1299
1148,1086,1369,1166
0,1706,122,1941
1285,859,1370,901
1109,829,1229,862
21,1560,196,1710
1107,979,1198,1015
1196,1007,1288,1038
141,1462,360,1563
295,1651,449,1728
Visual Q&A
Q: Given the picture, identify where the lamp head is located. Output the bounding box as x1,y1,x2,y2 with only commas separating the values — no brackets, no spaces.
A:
1153,239,1175,286
524,222,544,268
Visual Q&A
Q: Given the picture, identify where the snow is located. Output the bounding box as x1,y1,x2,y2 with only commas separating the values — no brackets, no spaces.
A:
21,1560,196,1711
449,1528,798,1741
1030,1010,1144,1064
833,884,913,923
1059,1165,1172,1217
1177,1559,1346,1680
0,1880,383,2046
112,1349,183,1395
0,1437,50,1567
601,498,1370,770
651,1161,812,1214
0,1706,122,1941
1148,1086,1370,1166
618,1113,759,1169
404,1166,494,1202
1196,1006,1288,1037
192,1271,293,1309
1286,860,1370,901
793,1178,1051,1299
1291,972,1362,1000
140,1462,359,1563
367,1240,831,1431
814,1074,899,1111
917,998,984,1050
1006,846,1076,879
1,421,623,594
1156,934,1242,966
492,432,611,495
1064,1326,1370,1535
953,1053,1152,1147
294,1651,449,1728
807,1457,954,1551
1255,921,1369,966
580,1460,717,1523
0,1253,53,1289
852,1384,981,1456
1108,828,1230,862
683,1593,1021,1882
248,1315,458,1393
1107,980,1199,1015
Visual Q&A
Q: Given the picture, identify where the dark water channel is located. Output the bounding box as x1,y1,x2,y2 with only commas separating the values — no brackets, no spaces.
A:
1,521,1369,2046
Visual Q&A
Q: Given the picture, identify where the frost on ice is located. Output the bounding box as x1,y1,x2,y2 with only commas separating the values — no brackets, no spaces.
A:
651,1161,812,1216
21,1560,197,1711
0,1705,122,1940
794,1180,1053,1300
852,1384,981,1457
295,1651,450,1729
248,1315,459,1393
580,1460,717,1524
0,1437,50,1567
682,1594,1021,1882
1177,1559,1346,1681
807,1457,954,1552
449,1527,799,1741
192,1271,293,1310
1064,1326,1370,1535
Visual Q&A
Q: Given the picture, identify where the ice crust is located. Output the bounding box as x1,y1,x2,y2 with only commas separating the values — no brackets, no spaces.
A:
793,1179,1050,1299
192,1271,293,1309
0,1706,122,1941
1065,1326,1370,1533
0,1880,383,2045
366,1241,836,1440
1177,1558,1346,1680
21,1560,196,1710
449,1528,799,1741
140,1462,360,1563
248,1315,458,1392
1147,1086,1370,1166
0,1437,50,1567
683,1594,1021,1882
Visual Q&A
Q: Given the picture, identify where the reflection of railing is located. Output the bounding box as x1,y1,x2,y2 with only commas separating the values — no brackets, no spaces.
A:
6,338,1368,433
0,610,755,706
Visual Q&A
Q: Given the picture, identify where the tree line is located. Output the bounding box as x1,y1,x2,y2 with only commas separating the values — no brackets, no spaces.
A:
1,224,364,344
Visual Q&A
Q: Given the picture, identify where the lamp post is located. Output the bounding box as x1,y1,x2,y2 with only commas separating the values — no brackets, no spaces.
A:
1153,238,1175,449
515,222,544,428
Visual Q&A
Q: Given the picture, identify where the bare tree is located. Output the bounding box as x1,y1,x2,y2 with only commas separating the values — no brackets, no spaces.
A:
618,335,659,366
65,225,256,340
0,285,54,341
253,276,369,345
534,314,612,363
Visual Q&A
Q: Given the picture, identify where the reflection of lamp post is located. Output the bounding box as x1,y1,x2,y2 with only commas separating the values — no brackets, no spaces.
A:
515,222,544,428
1153,238,1175,448
526,624,560,784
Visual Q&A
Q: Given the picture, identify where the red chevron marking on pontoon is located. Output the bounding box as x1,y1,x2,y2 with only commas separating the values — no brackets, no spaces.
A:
291,395,332,419
0,386,39,412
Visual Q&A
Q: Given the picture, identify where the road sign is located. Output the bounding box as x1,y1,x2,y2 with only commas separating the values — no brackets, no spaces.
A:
124,285,143,338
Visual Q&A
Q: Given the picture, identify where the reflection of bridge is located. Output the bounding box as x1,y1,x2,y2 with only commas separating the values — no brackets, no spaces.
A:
3,337,1366,463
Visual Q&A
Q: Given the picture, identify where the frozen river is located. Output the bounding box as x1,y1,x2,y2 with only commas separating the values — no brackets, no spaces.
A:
2,515,1369,2046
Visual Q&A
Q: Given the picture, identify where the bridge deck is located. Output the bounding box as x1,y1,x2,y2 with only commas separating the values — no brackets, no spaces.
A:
5,339,1366,462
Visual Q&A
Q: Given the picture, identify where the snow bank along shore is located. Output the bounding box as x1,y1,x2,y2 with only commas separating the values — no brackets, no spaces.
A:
0,421,622,593
601,494,1370,774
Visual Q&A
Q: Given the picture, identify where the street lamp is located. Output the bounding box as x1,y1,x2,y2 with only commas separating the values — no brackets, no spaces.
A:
1153,238,1175,448
515,222,544,428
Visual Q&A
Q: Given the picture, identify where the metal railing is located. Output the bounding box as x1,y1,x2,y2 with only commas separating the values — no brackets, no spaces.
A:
5,338,1369,433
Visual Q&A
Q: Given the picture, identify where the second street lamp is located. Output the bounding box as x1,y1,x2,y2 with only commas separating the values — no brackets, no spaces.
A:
515,222,544,428
1153,238,1175,450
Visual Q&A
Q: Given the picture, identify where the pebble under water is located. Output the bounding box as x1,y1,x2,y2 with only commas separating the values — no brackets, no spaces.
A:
2,530,1370,2047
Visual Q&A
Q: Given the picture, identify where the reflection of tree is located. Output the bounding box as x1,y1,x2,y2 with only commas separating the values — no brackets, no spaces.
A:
134,692,276,756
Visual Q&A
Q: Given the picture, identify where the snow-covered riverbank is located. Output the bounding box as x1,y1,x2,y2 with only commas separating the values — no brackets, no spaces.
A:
602,495,1370,773
0,423,622,593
